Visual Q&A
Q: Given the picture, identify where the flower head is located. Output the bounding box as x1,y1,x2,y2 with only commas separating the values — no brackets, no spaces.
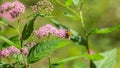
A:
35,24,67,38
0,1,25,22
30,0,53,14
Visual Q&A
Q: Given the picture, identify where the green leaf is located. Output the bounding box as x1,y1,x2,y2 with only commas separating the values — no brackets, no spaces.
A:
63,12,79,20
86,54,104,61
89,24,120,35
0,62,14,68
22,15,38,40
53,56,83,65
72,62,89,68
93,48,117,68
3,35,20,48
51,19,87,46
65,0,73,6
56,39,69,48
50,19,68,29
0,17,8,26
72,0,80,6
13,54,24,64
0,36,17,47
27,38,69,63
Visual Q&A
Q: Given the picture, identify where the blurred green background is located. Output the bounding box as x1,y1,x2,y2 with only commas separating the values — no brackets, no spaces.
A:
0,0,120,68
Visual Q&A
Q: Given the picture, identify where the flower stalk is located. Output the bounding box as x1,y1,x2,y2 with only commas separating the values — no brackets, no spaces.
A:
56,0,95,68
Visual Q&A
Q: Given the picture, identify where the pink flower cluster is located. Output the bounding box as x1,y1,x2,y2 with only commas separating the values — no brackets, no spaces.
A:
35,24,66,38
8,46,20,54
0,46,20,57
0,1,25,22
0,46,28,57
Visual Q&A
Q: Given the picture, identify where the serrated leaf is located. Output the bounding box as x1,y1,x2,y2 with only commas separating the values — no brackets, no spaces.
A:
56,39,69,48
93,48,117,68
89,24,120,35
51,19,87,46
0,62,14,68
0,36,17,47
86,54,104,61
72,0,80,6
27,38,69,63
13,54,24,64
22,15,37,40
65,0,73,6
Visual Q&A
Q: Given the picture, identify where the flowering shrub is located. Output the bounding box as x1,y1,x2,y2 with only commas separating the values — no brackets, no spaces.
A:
0,0,118,68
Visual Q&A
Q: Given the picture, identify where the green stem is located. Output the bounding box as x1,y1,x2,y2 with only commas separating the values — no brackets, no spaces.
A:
56,0,95,68
20,40,28,68
79,4,96,68
55,0,80,19
16,54,21,65
16,20,21,35
19,13,39,68
18,13,34,22
20,40,23,48
48,57,51,68
79,8,94,68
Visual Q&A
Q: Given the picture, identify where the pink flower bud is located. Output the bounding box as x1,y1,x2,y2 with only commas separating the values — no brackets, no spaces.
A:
89,50,95,55
22,48,29,55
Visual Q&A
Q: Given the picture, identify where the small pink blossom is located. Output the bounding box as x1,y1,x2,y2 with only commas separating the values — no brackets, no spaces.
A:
22,48,29,55
89,50,95,55
8,46,20,54
1,49,10,57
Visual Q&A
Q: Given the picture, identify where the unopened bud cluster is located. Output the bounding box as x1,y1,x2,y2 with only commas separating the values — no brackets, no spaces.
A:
26,42,36,48
30,0,53,14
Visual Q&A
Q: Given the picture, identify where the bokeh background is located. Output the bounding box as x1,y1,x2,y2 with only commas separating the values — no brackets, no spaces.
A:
0,0,120,68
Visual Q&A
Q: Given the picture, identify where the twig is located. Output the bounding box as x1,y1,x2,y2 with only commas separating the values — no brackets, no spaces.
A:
55,0,80,19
